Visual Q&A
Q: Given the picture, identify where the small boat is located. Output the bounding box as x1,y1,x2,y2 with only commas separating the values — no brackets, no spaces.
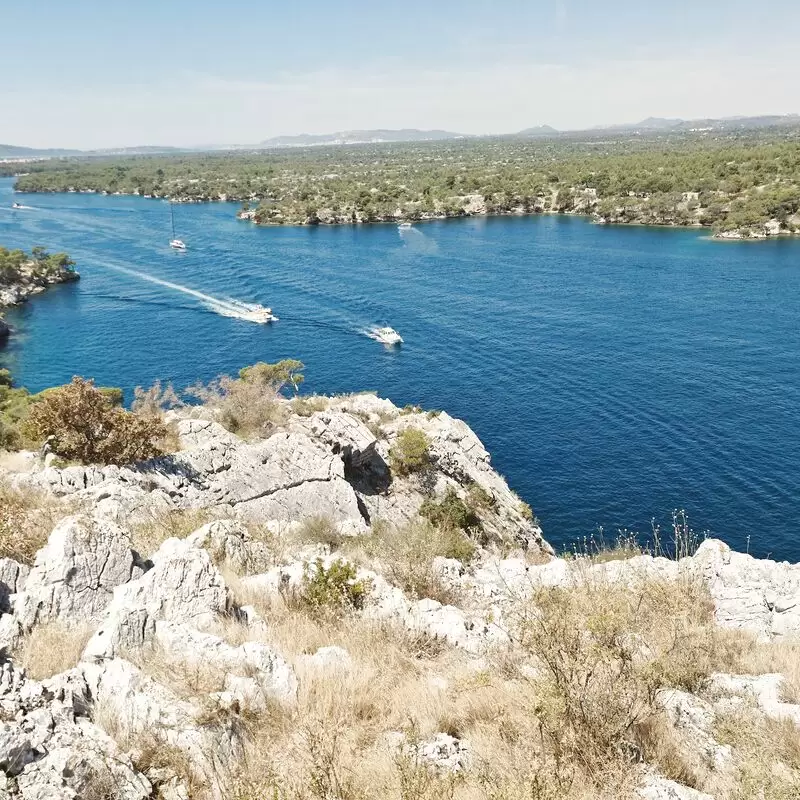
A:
242,305,278,324
12,202,21,209
169,203,186,250
398,221,413,230
372,326,403,345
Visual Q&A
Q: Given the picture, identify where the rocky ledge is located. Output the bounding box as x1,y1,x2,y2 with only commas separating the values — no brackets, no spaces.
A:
0,394,798,798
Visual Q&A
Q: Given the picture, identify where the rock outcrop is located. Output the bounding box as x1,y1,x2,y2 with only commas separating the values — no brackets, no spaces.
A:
1,392,799,798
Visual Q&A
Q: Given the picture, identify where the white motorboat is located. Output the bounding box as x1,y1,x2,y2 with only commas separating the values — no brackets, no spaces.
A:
12,202,21,209
371,326,403,345
398,221,413,230
241,305,278,324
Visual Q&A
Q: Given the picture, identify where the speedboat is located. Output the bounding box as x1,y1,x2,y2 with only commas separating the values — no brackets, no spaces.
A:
170,239,187,251
12,203,21,209
398,221,413,230
242,305,278,324
372,326,403,345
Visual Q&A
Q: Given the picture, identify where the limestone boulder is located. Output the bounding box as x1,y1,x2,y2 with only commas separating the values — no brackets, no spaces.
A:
14,517,145,631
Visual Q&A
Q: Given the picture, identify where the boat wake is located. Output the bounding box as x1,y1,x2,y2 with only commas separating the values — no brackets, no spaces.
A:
95,262,272,323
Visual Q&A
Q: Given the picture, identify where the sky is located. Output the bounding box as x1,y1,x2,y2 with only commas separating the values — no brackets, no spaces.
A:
2,0,799,149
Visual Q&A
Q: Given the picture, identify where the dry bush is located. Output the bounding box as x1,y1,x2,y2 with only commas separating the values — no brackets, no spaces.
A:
131,380,183,416
508,574,731,789
23,377,166,466
14,621,94,680
0,482,65,564
362,518,474,604
186,374,288,439
128,506,216,558
186,359,303,440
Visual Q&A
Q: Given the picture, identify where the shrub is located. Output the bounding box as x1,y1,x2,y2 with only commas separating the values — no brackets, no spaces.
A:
0,370,32,450
24,377,167,466
512,575,729,784
239,358,304,394
420,488,481,533
129,507,216,558
389,427,431,476
298,559,370,617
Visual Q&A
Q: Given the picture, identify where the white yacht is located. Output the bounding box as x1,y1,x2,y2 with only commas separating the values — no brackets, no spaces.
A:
398,221,413,230
242,305,278,324
170,239,187,251
372,326,403,345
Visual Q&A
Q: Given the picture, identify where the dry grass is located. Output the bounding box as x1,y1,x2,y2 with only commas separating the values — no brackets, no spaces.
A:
212,566,738,800
128,506,216,558
732,636,800,703
353,518,474,605
712,709,800,799
0,482,67,565
15,621,94,680
290,395,330,417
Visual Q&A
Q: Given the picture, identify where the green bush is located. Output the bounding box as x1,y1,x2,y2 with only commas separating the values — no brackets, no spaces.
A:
420,488,481,533
389,427,431,476
298,559,370,616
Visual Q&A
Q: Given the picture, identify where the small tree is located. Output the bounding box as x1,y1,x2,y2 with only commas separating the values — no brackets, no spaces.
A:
24,377,166,466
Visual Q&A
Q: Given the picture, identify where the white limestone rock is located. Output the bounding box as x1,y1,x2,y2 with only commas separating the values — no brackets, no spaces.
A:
84,538,230,661
14,517,145,631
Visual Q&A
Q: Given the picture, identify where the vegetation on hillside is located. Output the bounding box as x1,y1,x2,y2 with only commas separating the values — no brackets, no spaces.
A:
7,127,800,237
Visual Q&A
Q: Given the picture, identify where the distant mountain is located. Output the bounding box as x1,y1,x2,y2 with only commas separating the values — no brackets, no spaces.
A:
0,144,82,159
258,129,466,148
516,125,559,137
88,145,189,156
591,114,800,134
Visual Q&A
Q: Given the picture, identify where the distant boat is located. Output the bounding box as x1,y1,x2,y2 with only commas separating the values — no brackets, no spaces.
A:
398,221,413,230
169,203,186,250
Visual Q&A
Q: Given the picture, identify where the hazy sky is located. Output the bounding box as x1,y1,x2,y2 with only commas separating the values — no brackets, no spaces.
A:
3,0,799,148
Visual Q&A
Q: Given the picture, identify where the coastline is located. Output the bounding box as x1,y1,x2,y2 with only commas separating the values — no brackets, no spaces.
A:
13,183,799,241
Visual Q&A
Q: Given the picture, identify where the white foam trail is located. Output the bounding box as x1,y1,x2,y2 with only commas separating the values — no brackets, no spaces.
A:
97,262,262,321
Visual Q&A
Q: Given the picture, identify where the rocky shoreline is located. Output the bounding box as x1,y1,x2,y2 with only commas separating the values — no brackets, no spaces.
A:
0,257,79,341
0,392,798,798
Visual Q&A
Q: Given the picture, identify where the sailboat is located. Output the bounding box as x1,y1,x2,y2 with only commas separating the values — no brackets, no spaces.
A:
169,203,186,250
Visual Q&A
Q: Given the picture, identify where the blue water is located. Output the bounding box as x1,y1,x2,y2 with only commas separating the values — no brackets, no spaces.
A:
1,177,799,559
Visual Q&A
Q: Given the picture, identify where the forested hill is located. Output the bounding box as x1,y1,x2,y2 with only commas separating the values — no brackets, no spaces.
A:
6,126,800,238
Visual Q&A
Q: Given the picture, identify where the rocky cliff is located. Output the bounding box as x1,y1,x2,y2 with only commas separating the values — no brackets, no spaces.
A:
0,394,797,799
